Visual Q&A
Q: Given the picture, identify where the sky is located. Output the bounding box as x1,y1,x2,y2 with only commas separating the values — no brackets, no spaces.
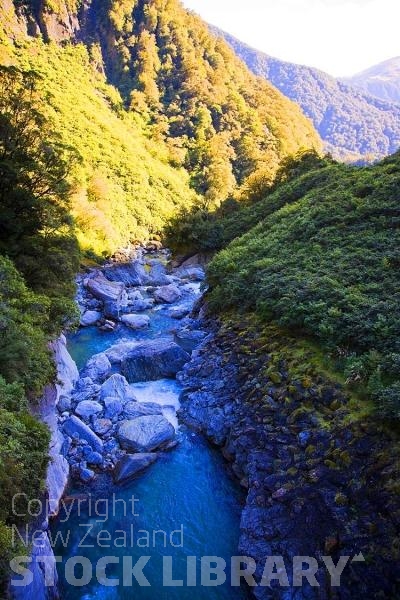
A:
181,0,399,77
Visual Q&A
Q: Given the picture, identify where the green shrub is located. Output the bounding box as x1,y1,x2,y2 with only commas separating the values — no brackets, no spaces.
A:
374,383,400,420
205,152,400,415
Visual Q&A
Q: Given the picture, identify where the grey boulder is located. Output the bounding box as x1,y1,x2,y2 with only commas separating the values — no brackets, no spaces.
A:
103,301,122,320
127,291,154,312
165,306,190,319
75,400,103,420
86,274,127,303
120,314,150,329
105,341,141,364
80,310,102,327
82,353,112,383
72,379,100,404
113,453,158,484
84,450,103,466
99,374,135,403
118,416,175,452
146,262,174,287
121,339,189,383
57,395,72,413
104,397,123,419
63,416,103,453
123,401,163,419
174,329,207,353
153,285,182,304
103,261,149,286
174,266,205,281
130,298,154,312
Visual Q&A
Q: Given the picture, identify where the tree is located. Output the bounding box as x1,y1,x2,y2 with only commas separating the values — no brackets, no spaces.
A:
0,66,80,329
0,66,73,252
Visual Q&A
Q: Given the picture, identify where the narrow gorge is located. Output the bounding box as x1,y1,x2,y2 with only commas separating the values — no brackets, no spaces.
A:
9,245,399,600
1,1,400,599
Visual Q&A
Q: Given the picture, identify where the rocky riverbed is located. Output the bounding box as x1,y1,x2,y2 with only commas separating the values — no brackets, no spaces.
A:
57,245,207,485
10,246,400,600
178,315,400,599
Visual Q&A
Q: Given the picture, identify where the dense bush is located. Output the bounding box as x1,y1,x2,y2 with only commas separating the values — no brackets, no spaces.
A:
166,151,333,253
1,38,198,256
0,256,56,395
205,152,400,416
0,406,50,582
95,0,320,205
2,0,320,241
0,65,79,329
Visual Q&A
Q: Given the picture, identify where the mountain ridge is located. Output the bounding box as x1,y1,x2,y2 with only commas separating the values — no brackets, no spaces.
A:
343,56,400,104
213,27,400,161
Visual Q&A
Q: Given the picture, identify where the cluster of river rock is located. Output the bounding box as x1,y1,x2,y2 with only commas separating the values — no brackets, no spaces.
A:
57,245,207,485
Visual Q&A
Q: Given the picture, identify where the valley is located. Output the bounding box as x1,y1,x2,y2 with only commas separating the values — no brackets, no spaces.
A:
0,1,399,599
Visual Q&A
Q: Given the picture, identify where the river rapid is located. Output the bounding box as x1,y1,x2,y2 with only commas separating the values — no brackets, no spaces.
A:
50,248,249,600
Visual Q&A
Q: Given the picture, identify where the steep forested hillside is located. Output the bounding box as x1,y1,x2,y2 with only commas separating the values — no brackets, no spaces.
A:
214,28,400,162
180,150,400,417
0,37,197,256
343,57,400,105
2,0,320,215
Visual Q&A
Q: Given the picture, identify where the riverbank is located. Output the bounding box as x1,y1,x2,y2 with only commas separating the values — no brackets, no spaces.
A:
178,312,400,598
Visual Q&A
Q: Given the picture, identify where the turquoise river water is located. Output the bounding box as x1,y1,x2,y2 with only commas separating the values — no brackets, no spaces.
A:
50,302,249,600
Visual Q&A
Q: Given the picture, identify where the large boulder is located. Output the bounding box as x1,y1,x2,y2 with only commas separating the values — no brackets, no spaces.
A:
72,378,100,404
82,353,112,383
165,306,190,320
63,416,103,453
80,310,102,327
121,339,190,383
113,453,158,484
99,374,135,403
130,298,154,312
85,274,127,304
120,314,150,330
153,284,182,304
146,261,174,286
174,329,207,353
57,395,71,413
103,301,122,320
123,401,163,419
105,340,141,364
103,261,149,286
75,400,103,420
118,416,175,452
127,290,154,312
174,266,205,282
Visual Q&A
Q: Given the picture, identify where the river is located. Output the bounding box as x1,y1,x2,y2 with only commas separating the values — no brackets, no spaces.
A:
50,253,249,599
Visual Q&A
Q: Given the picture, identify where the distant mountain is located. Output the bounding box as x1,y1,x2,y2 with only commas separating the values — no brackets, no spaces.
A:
213,28,400,161
343,57,400,105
